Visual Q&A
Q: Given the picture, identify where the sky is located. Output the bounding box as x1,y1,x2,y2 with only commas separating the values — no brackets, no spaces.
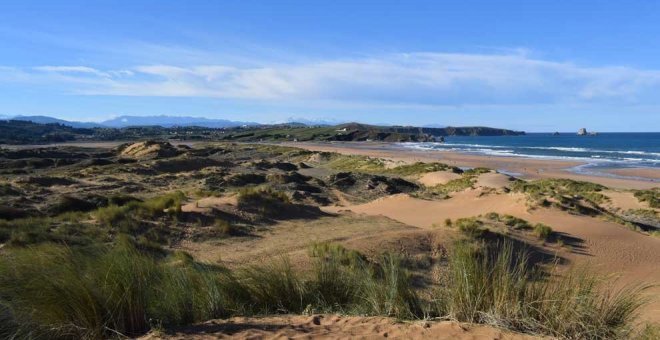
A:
0,1,659,132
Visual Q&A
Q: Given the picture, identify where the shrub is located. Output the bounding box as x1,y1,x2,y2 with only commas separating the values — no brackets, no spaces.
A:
444,218,453,227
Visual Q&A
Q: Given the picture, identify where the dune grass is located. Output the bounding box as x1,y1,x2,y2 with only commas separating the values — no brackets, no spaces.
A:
0,236,651,339
512,178,609,213
0,237,228,339
236,187,291,217
437,241,648,339
634,188,659,208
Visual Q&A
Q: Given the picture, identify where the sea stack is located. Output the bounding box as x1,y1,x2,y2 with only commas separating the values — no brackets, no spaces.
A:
577,128,587,136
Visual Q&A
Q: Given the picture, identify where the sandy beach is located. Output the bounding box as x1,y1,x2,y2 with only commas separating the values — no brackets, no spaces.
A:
286,141,659,190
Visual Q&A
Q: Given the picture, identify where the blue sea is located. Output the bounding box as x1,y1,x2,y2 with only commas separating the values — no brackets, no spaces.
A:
400,133,660,178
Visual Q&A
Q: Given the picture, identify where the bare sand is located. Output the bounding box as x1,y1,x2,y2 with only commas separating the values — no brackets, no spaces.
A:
141,315,542,340
286,142,659,190
417,171,462,186
603,190,656,211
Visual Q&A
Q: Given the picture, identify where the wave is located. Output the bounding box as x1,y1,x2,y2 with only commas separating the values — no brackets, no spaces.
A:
399,143,660,165
402,142,660,158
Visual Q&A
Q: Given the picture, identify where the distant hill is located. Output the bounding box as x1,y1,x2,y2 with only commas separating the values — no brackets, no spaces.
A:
11,115,104,128
219,122,524,142
0,120,524,145
0,120,94,144
4,115,259,129
100,115,259,128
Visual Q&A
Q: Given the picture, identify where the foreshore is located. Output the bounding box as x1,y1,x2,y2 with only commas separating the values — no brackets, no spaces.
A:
285,141,659,190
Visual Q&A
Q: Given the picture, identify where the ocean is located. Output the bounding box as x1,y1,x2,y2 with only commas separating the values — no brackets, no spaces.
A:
400,133,660,173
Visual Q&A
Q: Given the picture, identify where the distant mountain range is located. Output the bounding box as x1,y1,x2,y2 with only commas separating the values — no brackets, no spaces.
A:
4,115,258,129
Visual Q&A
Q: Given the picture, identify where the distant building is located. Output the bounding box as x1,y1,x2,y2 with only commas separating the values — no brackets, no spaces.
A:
577,128,587,136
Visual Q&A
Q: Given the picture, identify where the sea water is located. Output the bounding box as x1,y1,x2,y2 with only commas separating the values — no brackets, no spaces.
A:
400,133,660,176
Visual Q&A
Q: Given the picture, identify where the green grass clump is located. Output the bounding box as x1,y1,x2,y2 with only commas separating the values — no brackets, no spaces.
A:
0,215,103,247
437,241,648,339
512,178,607,202
512,178,609,214
634,189,659,208
430,177,475,194
462,167,491,176
236,187,290,217
0,237,648,339
95,191,185,228
500,214,532,230
626,209,659,220
533,223,553,240
386,162,453,176
0,237,230,339
328,155,454,177
455,217,485,237
327,154,387,173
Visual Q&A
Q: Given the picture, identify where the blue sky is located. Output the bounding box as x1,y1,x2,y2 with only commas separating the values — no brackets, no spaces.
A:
1,0,659,131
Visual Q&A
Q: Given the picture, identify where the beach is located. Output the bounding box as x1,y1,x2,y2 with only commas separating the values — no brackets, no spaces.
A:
286,141,659,190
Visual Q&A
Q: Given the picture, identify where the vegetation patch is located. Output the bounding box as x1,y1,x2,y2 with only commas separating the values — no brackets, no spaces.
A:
533,223,553,241
236,187,291,217
0,239,647,339
512,178,609,214
428,176,475,194
436,241,646,339
634,188,659,208
455,217,485,238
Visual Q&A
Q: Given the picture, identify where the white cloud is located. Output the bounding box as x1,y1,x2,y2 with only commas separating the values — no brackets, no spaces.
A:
9,52,660,107
33,66,111,77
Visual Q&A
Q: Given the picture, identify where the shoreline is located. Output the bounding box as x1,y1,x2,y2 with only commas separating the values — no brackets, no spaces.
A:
285,141,659,190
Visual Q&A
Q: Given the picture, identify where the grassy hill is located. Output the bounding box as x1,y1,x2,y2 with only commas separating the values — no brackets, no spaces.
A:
0,120,524,145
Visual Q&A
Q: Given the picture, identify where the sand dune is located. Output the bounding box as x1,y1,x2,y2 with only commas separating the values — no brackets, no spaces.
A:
323,190,531,228
323,191,660,321
475,172,514,189
417,171,462,186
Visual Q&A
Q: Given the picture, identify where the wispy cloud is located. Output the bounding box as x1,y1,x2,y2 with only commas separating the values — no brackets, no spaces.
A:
4,52,660,107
